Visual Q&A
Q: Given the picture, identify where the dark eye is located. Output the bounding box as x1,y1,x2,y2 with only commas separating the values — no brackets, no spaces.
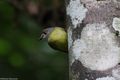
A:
43,32,47,34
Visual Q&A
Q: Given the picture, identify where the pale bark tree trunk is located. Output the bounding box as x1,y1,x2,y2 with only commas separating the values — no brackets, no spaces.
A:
66,0,120,80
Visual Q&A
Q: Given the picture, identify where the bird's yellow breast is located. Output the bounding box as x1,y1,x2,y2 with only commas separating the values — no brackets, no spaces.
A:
48,27,68,52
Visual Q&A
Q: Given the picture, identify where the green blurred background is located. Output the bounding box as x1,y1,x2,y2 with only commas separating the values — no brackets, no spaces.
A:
0,0,68,80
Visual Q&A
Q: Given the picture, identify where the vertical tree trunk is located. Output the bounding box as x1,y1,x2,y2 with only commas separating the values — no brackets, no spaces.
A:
66,0,120,80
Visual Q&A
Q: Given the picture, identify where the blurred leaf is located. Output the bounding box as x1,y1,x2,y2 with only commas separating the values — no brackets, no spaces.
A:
8,53,26,67
36,69,53,80
19,14,40,31
0,39,12,56
18,35,38,53
44,0,52,6
0,1,14,20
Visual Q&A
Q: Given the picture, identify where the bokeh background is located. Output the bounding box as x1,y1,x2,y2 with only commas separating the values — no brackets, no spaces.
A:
0,0,68,80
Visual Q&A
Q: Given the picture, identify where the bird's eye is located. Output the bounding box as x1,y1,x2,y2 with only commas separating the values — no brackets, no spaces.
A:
43,32,47,34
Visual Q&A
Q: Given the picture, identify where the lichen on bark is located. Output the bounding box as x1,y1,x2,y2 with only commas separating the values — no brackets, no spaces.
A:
67,0,120,80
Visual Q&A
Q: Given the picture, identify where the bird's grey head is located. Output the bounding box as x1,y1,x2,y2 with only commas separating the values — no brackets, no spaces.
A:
40,27,54,40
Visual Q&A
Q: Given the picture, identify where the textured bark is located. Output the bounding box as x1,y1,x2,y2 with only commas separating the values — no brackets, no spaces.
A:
66,0,120,80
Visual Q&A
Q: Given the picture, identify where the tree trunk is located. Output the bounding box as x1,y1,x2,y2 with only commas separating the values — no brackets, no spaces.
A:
66,0,120,80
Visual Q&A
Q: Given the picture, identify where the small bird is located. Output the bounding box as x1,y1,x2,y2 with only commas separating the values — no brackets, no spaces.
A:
40,27,68,53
